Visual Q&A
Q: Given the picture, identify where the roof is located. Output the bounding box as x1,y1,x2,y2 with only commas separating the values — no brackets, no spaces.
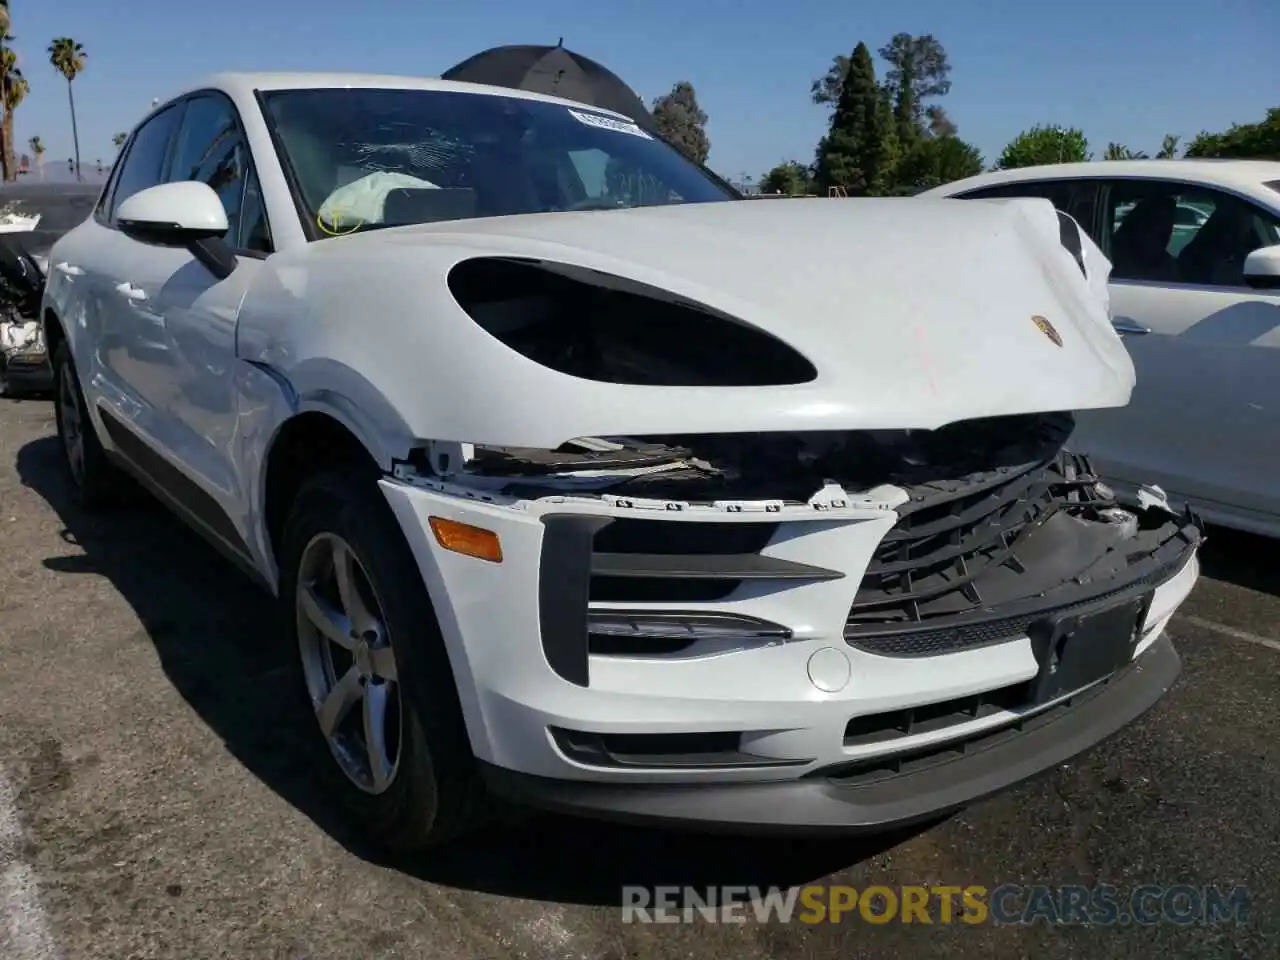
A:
174,71,638,122
923,158,1280,197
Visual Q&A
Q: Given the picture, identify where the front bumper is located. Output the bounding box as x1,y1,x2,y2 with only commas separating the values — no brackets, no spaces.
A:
479,634,1180,833
378,462,1200,830
0,349,52,393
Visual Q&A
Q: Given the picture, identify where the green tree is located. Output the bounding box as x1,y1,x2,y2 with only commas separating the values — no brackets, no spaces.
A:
759,160,814,195
1155,134,1180,159
813,42,896,195
892,135,984,193
1184,108,1280,160
1104,142,1148,160
995,124,1089,169
112,131,127,149
0,2,8,38
650,81,709,165
925,105,957,138
48,36,86,181
877,33,952,148
810,53,850,109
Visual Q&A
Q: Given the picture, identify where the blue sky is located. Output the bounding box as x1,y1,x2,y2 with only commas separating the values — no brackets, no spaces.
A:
12,0,1278,182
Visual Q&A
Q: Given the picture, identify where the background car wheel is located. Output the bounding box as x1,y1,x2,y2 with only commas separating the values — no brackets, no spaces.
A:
52,341,127,510
280,467,494,852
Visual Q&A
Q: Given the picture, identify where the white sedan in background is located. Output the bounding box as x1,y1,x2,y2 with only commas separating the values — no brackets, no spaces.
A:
922,160,1280,538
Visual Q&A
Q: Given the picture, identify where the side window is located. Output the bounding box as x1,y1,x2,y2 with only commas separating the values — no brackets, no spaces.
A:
94,140,128,222
1102,180,1280,287
107,105,182,219
167,94,271,252
238,167,272,253
956,180,1099,235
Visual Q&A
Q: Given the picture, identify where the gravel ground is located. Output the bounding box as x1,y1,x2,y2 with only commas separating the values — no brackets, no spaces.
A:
1,393,1277,959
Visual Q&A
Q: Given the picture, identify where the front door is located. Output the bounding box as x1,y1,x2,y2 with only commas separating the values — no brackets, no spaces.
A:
112,92,275,553
1070,178,1280,532
87,91,275,557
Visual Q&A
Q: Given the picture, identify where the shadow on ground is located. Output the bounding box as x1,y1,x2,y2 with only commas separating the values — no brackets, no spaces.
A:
15,433,912,906
1195,524,1280,598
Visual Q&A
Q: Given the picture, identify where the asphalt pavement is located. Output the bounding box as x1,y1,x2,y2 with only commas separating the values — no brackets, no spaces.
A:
1,394,1277,959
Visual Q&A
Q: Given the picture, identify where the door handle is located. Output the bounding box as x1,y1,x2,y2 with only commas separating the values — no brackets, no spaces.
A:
115,281,148,302
1111,317,1150,336
55,261,84,277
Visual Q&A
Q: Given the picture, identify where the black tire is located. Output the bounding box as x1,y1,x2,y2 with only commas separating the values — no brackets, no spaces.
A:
52,340,127,510
279,467,493,852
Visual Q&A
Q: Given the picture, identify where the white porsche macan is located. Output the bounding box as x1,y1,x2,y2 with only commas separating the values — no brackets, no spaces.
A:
41,72,1203,849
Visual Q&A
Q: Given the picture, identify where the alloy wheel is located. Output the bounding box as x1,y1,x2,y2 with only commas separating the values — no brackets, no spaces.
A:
295,532,403,794
58,361,85,486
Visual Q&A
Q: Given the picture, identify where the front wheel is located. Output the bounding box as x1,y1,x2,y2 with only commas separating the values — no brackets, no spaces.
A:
280,468,493,851
51,340,127,509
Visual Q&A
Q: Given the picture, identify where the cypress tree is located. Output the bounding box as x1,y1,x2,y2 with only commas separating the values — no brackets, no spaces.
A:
813,42,896,196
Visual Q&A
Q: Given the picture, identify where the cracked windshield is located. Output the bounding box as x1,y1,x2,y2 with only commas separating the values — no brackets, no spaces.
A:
261,87,735,235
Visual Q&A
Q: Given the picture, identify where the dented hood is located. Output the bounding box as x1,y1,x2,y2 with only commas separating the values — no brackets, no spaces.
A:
317,196,1134,448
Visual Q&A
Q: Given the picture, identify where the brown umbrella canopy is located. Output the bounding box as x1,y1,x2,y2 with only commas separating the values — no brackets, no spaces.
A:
441,41,658,132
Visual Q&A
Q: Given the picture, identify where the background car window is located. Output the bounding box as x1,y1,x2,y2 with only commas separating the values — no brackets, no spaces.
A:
1103,180,1280,286
108,105,181,219
955,179,1098,234
166,95,259,250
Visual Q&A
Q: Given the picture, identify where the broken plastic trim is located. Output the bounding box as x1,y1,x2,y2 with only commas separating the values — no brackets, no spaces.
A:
447,256,818,386
404,412,1077,510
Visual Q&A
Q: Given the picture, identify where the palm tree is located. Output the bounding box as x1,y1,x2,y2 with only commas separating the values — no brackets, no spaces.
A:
112,131,126,149
27,133,42,178
0,3,9,38
48,37,86,181
1104,142,1149,161
0,43,25,181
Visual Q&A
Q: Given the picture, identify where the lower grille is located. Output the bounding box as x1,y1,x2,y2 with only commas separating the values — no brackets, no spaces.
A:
844,447,1200,657
820,665,1121,786
847,549,1187,658
844,680,1032,746
846,451,1105,629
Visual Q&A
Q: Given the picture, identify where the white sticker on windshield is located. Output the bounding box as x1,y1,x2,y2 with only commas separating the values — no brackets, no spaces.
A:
568,108,652,139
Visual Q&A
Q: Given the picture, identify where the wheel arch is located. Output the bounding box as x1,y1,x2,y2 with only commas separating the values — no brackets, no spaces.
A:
42,306,67,361
260,409,384,577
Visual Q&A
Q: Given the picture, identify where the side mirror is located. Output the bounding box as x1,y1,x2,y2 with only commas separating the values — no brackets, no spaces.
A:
115,181,237,279
1243,244,1280,291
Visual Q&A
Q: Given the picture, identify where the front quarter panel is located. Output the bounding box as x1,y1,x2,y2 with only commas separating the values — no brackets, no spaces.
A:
232,249,428,584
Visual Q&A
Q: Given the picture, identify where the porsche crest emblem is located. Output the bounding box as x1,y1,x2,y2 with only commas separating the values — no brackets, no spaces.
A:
1032,315,1063,347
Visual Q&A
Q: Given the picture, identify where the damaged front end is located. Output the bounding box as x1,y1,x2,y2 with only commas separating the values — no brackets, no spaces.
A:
0,235,51,395
398,409,1200,673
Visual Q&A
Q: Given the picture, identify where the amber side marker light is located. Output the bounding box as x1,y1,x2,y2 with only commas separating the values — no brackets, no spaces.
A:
428,517,504,563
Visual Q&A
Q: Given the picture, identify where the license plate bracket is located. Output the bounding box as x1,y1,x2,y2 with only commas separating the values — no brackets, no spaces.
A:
1029,596,1150,704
